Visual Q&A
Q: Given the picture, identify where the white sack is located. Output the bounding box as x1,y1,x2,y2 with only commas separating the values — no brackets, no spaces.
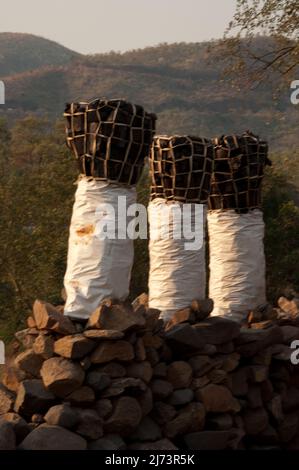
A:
208,209,266,322
148,198,206,322
64,177,136,320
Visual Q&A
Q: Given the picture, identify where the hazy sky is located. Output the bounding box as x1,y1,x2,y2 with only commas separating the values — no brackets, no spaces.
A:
0,0,236,54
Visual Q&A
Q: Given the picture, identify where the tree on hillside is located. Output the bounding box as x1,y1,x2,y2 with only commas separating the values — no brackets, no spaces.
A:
221,0,299,85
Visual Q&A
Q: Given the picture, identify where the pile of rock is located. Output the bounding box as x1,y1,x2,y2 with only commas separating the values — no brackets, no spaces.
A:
0,294,299,450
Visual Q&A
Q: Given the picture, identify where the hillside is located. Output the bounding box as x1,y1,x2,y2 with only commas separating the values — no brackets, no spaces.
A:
0,35,297,150
0,33,80,76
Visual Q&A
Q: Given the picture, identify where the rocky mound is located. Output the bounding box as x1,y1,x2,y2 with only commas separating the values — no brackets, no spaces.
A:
0,295,299,450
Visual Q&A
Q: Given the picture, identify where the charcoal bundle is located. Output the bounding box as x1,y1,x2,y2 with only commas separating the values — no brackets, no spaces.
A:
208,131,270,321
148,135,213,322
208,131,271,213
150,135,214,204
64,99,157,186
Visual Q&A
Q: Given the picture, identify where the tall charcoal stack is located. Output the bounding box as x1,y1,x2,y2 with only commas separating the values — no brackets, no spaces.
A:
208,131,271,322
1,297,299,450
63,99,156,321
148,135,214,322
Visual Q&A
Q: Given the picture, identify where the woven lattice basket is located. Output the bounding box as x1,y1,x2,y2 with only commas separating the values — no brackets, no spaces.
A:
150,135,214,204
208,131,271,213
64,99,157,185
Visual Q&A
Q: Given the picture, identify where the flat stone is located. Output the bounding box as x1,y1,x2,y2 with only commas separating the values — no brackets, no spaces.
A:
191,376,210,389
101,378,147,398
196,384,240,413
165,308,196,329
40,357,85,397
207,414,233,431
33,335,54,359
138,387,153,417
128,439,178,450
164,402,205,439
207,369,228,385
142,333,164,349
1,413,30,442
191,298,214,320
14,349,44,377
88,434,126,450
184,430,240,450
0,420,16,450
97,362,126,378
104,397,142,436
193,317,240,344
18,424,87,450
278,297,299,316
90,341,134,364
236,326,283,357
2,367,27,393
132,293,149,310
267,395,284,423
76,408,103,440
126,361,153,383
66,386,95,405
15,329,38,348
14,379,55,418
145,347,160,366
168,388,194,406
242,408,268,435
135,338,146,361
188,355,214,377
95,399,113,419
86,371,111,392
165,323,205,353
131,416,162,442
166,361,193,389
0,384,15,414
281,325,299,344
87,302,145,332
31,414,44,424
80,357,91,371
44,404,79,428
54,334,96,359
83,329,124,340
33,300,75,335
150,379,173,400
152,402,176,426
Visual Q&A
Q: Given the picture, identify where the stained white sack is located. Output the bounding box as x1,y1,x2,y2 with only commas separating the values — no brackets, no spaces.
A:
208,209,266,322
148,198,206,322
64,177,136,320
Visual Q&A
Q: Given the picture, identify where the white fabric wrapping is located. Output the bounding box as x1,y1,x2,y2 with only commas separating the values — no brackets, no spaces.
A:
208,209,266,322
64,177,136,320
148,198,206,322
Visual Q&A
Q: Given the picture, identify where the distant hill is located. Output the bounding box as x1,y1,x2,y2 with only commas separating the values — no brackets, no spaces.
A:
0,33,80,76
0,34,298,150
